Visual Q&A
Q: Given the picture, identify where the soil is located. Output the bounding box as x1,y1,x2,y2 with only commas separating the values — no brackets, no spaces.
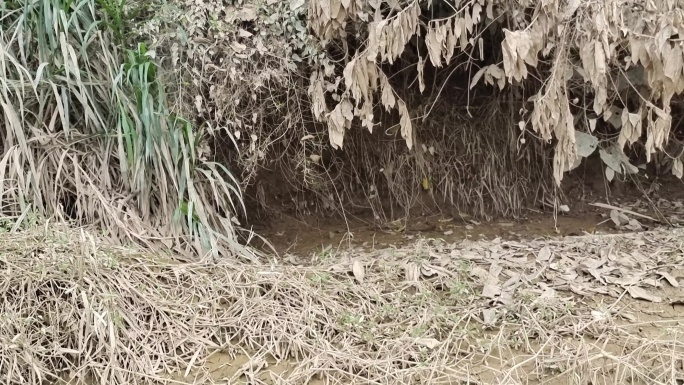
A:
248,172,684,257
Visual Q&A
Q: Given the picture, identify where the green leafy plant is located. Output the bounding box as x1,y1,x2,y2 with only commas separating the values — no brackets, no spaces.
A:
0,0,251,259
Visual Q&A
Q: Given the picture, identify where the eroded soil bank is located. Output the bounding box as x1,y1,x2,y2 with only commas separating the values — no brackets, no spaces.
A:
252,179,684,258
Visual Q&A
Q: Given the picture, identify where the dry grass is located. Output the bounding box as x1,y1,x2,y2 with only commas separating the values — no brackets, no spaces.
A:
0,223,683,384
0,0,255,260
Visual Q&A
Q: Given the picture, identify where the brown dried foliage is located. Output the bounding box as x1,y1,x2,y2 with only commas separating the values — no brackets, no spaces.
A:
306,0,684,189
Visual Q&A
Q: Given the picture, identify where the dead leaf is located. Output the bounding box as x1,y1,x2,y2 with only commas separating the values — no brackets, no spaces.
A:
610,209,628,226
488,263,502,281
352,260,364,283
537,246,552,262
585,268,606,283
230,41,247,53
578,257,606,270
626,286,662,303
417,54,426,92
673,159,683,179
238,29,253,38
404,262,420,282
497,290,514,305
415,338,441,349
625,219,642,231
482,309,496,326
470,65,488,89
469,266,489,282
238,6,256,21
563,0,581,19
290,0,305,10
658,271,680,288
397,100,413,150
502,274,521,289
591,310,607,322
482,284,501,299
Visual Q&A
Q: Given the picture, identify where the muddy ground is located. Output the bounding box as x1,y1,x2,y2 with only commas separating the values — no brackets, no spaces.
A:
250,171,684,257
186,174,684,385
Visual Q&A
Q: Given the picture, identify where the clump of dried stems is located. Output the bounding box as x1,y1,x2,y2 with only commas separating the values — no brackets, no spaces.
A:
331,98,554,223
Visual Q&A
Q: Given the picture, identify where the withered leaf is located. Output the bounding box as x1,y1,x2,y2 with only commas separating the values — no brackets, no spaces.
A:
482,308,496,326
415,338,441,349
658,271,680,288
404,262,420,282
351,259,364,283
537,246,552,262
397,100,413,150
469,266,489,282
672,159,683,179
482,284,501,299
626,286,662,303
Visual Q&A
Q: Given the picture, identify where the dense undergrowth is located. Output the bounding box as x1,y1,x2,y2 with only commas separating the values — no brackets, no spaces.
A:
0,0,249,259
1,0,684,257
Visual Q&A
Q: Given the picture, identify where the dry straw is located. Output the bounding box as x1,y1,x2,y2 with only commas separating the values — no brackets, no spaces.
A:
1,223,682,384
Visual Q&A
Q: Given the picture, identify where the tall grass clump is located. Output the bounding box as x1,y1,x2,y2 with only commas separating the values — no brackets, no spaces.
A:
0,0,252,259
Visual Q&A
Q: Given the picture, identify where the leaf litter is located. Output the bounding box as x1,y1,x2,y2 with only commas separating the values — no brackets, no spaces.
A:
1,224,683,385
